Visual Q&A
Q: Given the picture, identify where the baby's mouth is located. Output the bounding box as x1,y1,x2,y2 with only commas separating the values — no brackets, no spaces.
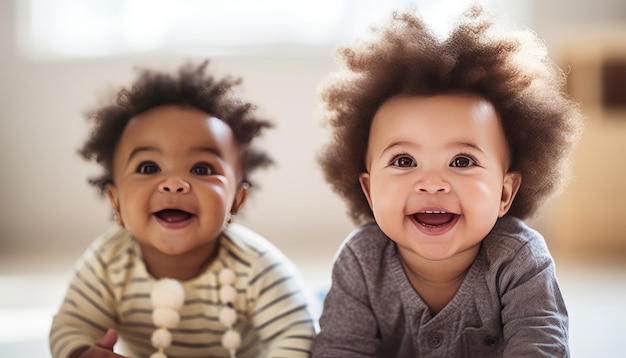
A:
412,211,458,227
155,209,193,223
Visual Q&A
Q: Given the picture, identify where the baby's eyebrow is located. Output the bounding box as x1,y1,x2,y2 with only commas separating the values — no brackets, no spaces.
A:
191,146,223,159
380,141,414,158
126,146,223,165
379,140,485,157
127,146,159,164
455,142,483,151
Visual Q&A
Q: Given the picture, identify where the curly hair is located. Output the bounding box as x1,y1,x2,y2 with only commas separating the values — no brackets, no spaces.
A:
317,6,584,225
79,60,273,195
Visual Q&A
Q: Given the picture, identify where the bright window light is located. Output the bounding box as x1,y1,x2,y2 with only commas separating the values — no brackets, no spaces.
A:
16,0,498,59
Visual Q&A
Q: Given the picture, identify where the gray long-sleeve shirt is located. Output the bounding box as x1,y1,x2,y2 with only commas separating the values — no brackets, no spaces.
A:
312,216,569,357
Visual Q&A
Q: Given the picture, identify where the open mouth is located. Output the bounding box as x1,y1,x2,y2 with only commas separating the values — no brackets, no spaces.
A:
412,211,458,227
155,209,193,223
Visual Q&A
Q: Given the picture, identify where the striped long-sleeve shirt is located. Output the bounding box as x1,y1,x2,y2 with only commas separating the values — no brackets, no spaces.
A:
50,223,315,358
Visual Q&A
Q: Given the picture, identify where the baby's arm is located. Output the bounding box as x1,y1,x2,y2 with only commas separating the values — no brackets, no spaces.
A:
248,252,316,357
499,240,569,356
311,246,380,357
49,253,120,358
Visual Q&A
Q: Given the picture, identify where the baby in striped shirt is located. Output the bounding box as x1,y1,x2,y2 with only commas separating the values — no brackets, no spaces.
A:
50,61,315,358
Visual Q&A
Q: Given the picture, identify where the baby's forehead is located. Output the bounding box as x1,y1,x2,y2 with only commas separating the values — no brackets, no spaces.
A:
367,93,512,157
372,93,501,126
117,106,238,152
124,105,232,134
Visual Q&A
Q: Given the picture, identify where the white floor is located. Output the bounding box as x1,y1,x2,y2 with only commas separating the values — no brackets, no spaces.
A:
0,251,624,358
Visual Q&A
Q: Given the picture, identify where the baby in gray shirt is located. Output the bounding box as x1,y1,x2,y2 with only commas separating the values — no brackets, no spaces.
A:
312,5,583,357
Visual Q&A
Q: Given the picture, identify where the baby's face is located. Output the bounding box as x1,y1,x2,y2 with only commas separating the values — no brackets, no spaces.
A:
106,105,246,257
359,93,520,263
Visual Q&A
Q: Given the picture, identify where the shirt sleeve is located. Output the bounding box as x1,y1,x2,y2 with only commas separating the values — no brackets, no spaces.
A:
246,249,316,357
499,238,570,357
311,244,381,357
49,247,118,358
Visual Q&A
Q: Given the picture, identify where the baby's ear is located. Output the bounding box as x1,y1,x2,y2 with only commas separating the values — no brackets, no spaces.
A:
499,171,522,217
359,172,374,210
230,183,249,216
105,184,124,226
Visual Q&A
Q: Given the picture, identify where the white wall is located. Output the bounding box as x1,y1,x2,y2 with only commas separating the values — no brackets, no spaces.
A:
0,1,353,263
1,0,625,264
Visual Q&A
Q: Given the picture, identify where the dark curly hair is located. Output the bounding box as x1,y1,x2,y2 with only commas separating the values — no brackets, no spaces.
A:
79,60,273,195
317,6,584,225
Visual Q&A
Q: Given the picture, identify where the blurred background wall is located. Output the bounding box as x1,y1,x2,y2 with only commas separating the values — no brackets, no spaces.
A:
0,0,354,264
528,0,626,262
1,0,625,265
0,0,625,356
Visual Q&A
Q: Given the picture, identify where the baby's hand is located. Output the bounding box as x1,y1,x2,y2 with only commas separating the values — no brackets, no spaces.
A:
69,328,131,358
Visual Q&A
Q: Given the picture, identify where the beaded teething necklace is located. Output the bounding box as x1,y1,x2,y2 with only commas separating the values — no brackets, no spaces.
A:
150,278,184,358
150,268,241,358
218,268,241,358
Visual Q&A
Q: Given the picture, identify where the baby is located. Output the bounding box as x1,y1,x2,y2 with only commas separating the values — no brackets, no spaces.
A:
49,61,315,358
312,7,583,357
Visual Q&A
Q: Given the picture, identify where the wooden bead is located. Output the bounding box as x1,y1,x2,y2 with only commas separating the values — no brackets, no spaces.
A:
151,327,172,348
219,306,237,326
222,329,241,351
151,278,185,309
219,285,237,303
219,268,236,285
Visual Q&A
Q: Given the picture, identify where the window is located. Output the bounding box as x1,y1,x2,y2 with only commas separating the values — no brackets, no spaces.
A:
16,0,497,59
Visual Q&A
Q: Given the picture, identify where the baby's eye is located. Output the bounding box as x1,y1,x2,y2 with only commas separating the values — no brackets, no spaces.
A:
450,155,476,168
190,163,215,176
391,155,417,168
136,161,160,174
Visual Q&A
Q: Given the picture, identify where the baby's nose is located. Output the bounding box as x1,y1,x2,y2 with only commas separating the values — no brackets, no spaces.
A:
415,172,450,194
158,176,190,193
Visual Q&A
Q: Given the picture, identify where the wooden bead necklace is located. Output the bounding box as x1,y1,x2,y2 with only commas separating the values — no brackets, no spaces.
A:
218,268,241,358
150,278,184,358
150,268,241,358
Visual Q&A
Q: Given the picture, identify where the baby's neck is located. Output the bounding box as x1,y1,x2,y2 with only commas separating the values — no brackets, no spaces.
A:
140,241,218,281
398,246,479,315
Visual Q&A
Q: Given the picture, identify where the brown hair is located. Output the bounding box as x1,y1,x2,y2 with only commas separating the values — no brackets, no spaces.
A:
79,60,273,194
317,7,584,225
